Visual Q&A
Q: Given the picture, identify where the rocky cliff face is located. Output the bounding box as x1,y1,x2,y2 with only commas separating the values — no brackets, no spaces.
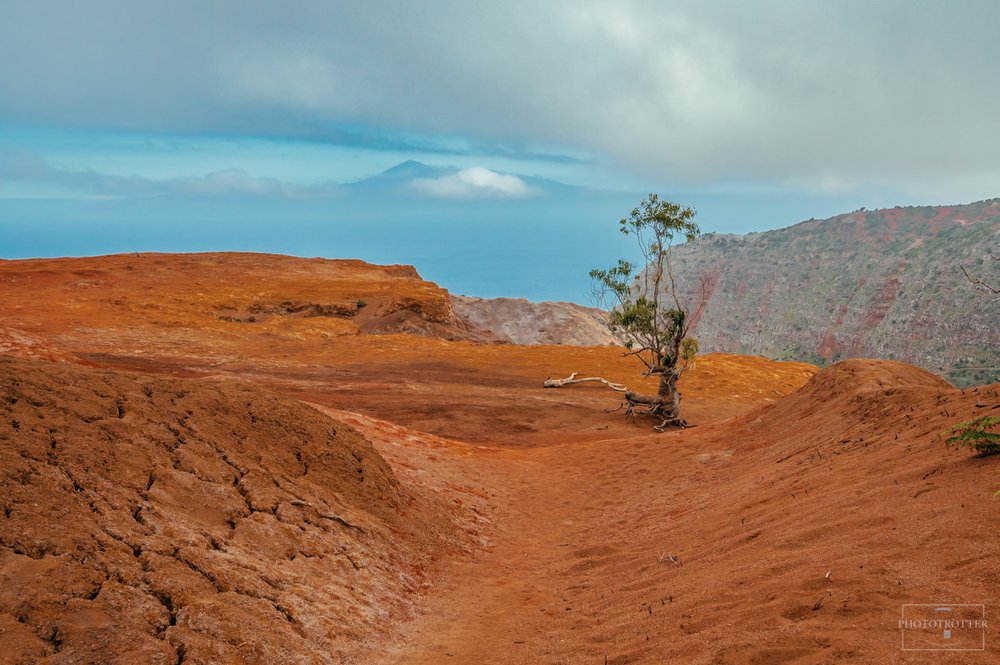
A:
450,295,616,346
658,200,1000,387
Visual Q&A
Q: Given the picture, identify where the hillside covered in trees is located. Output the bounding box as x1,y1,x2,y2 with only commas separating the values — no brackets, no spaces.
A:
661,200,1000,386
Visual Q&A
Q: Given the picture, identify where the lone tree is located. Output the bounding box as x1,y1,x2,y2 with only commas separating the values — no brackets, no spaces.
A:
545,194,705,430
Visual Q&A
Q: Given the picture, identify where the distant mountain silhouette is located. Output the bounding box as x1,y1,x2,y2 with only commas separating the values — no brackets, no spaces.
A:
366,160,448,181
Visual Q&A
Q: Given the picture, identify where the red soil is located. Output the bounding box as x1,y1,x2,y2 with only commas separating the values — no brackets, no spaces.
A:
366,361,1000,664
0,357,478,664
1,253,998,663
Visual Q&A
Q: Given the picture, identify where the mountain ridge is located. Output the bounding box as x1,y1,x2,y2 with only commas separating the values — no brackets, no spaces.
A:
659,199,1000,386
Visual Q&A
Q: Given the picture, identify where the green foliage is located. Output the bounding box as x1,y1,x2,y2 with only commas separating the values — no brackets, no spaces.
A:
618,194,700,248
356,299,367,309
945,415,1000,456
679,337,699,362
588,259,635,301
591,194,701,375
606,296,656,349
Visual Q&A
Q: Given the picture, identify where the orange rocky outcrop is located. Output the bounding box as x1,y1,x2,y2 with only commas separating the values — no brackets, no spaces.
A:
0,253,484,358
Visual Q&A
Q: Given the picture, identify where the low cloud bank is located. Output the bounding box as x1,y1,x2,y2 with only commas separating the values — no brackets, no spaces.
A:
410,166,536,199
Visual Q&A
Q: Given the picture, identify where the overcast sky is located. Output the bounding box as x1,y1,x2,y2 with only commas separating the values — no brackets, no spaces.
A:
1,1,998,288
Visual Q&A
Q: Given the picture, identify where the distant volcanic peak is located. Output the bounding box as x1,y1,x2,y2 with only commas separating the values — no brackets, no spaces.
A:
353,160,544,200
371,159,445,181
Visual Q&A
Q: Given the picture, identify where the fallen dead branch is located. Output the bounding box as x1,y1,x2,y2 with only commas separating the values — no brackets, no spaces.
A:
545,373,689,430
543,372,628,392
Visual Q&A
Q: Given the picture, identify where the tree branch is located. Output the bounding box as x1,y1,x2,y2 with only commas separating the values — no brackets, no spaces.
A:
682,272,711,338
664,241,686,316
543,373,629,392
961,264,1000,294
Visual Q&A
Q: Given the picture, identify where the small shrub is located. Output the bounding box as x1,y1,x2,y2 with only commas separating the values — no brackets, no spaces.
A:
945,415,1000,456
356,300,367,309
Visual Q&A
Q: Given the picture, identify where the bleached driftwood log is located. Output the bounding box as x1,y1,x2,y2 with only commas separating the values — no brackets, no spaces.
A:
542,372,628,392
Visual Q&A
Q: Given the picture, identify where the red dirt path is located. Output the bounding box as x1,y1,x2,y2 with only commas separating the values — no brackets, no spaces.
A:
349,361,1000,664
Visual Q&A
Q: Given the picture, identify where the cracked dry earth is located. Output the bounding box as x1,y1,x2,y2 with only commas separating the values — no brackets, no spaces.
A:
0,357,478,664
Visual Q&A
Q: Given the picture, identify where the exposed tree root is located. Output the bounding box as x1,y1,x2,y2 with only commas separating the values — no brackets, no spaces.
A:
621,391,687,430
545,375,688,429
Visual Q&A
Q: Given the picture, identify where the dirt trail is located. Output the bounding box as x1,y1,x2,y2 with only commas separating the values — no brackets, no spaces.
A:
353,362,1000,665
385,459,566,663
379,441,655,665
320,409,577,662
372,431,733,664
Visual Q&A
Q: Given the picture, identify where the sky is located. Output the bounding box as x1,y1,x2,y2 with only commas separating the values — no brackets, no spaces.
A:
1,1,998,301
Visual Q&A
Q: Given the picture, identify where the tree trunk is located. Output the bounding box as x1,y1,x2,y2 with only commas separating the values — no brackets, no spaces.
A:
547,369,686,430
655,369,683,428
619,369,684,429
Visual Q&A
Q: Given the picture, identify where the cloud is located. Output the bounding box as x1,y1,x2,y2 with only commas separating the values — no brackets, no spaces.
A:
410,167,536,199
167,169,333,198
0,151,340,199
0,2,998,199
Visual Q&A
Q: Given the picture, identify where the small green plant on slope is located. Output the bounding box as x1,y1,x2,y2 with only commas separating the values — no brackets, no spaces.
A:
945,415,1000,456
949,249,1000,499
